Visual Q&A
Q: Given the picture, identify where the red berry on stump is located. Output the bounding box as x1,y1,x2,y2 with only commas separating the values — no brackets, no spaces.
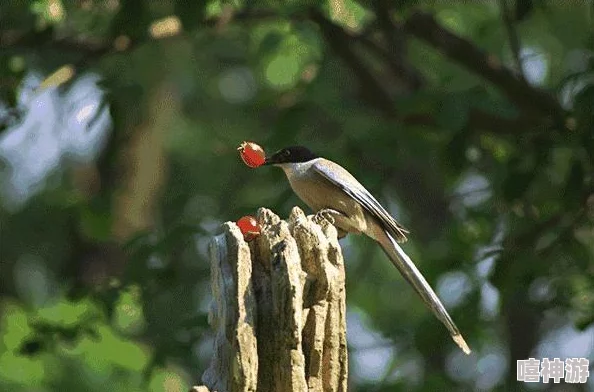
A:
237,215,260,241
238,141,265,168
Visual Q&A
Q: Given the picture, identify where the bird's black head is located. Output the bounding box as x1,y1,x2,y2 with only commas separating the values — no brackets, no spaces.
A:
264,146,318,165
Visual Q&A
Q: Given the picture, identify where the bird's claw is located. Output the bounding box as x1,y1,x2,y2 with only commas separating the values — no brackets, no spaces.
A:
313,209,337,226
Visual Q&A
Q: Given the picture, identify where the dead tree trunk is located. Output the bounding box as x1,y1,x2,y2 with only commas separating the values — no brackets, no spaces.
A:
192,207,348,392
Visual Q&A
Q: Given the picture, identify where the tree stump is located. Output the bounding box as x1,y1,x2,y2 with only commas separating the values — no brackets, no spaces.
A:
192,207,348,392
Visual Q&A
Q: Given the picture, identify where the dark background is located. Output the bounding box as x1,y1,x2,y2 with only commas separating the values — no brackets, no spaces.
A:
0,1,593,391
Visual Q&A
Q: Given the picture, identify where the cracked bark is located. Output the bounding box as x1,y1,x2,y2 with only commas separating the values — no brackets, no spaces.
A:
192,207,348,392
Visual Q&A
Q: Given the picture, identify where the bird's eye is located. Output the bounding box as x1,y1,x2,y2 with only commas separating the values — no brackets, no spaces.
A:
283,150,291,156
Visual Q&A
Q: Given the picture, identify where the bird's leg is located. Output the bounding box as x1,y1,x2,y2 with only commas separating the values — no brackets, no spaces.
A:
313,208,341,226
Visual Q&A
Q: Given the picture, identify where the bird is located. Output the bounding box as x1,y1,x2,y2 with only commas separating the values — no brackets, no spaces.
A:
263,145,471,354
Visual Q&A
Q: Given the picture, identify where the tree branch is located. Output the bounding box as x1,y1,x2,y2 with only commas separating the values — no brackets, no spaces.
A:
309,9,538,134
2,7,551,136
355,34,423,92
308,8,396,117
0,9,281,63
499,0,526,81
402,11,563,119
369,1,424,91
402,109,537,134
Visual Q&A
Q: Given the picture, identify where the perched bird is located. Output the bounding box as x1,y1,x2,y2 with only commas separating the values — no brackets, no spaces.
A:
264,145,470,354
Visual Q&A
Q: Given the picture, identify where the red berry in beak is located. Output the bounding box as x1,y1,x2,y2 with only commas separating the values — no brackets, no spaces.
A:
238,141,265,168
237,215,261,241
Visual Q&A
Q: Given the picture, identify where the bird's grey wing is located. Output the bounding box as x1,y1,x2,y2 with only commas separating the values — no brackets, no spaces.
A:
313,159,409,242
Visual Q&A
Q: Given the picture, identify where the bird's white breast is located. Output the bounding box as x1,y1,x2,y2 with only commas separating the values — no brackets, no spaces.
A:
277,158,321,178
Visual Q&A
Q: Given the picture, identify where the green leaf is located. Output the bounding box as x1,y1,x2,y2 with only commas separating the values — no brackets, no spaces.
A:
567,238,592,272
292,21,322,58
573,85,594,134
79,204,112,242
175,0,206,30
563,160,586,208
109,0,151,40
515,0,534,21
436,94,469,132
502,171,534,200
257,32,284,57
501,153,537,200
443,128,469,173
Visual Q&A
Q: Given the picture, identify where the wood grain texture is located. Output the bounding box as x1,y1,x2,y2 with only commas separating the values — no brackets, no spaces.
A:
193,207,348,392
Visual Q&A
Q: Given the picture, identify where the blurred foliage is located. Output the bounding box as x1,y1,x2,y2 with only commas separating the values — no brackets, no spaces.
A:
0,0,593,391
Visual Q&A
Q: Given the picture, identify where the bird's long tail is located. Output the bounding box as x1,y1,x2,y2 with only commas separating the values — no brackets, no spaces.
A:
375,230,471,354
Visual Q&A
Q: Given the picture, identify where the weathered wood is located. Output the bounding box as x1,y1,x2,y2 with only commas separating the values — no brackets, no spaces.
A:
193,207,348,392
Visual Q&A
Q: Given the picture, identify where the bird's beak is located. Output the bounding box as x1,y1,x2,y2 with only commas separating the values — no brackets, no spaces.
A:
263,152,279,165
